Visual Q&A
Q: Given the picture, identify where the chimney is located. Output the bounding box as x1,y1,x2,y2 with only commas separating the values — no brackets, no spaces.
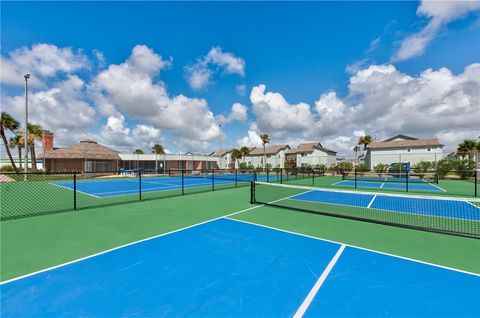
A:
42,131,54,152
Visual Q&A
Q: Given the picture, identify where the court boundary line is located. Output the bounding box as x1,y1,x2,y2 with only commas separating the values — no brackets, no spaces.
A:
287,195,480,222
224,218,480,277
257,181,480,203
0,189,312,285
50,182,102,199
293,244,346,318
367,194,377,208
334,179,442,192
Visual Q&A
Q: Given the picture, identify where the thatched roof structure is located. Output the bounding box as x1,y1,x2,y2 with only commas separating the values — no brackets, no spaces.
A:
42,140,120,160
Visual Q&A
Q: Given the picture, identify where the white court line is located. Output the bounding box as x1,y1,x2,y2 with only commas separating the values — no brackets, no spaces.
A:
429,182,447,192
367,194,377,208
224,218,480,277
0,188,313,285
50,183,102,199
380,183,385,189
0,203,268,285
255,181,480,203
286,193,476,222
293,244,346,318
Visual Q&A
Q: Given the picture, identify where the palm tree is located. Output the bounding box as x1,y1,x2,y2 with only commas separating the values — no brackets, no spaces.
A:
9,134,24,169
231,149,242,169
27,123,43,170
151,144,165,173
358,135,373,150
260,133,270,168
240,146,250,163
0,112,20,172
134,149,144,154
151,144,165,155
353,145,360,166
457,140,477,160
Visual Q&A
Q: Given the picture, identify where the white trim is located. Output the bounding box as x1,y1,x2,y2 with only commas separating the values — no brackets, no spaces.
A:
255,181,480,203
367,195,377,208
50,182,102,199
293,244,346,318
0,205,263,285
225,218,480,277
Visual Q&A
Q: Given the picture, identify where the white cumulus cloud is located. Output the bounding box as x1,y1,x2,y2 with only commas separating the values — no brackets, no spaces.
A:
392,0,480,62
185,47,245,90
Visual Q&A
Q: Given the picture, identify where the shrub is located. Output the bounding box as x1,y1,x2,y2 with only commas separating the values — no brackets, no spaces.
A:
389,163,405,173
455,159,476,179
0,165,15,172
412,161,433,178
357,163,369,172
374,163,389,176
336,162,353,172
436,159,452,179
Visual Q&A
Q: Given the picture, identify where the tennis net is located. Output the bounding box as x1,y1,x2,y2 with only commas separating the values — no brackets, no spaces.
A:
250,181,480,238
342,171,438,184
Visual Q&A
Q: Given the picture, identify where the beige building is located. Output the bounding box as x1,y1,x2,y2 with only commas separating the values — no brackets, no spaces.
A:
285,142,337,168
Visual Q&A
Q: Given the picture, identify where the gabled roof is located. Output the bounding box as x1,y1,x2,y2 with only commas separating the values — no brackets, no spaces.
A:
249,144,290,156
286,142,337,155
368,137,443,149
209,148,233,157
42,140,120,160
383,134,418,142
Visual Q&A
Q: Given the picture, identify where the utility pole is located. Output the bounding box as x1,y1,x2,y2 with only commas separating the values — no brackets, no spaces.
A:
24,74,31,181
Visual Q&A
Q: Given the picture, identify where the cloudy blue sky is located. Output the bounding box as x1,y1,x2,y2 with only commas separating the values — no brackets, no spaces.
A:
1,1,479,155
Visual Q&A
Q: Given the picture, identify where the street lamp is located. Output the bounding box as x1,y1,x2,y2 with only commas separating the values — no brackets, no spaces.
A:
24,74,31,181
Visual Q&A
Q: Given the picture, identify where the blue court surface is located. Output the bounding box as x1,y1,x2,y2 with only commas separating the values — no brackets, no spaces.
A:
54,175,260,198
1,218,478,317
290,190,480,221
335,180,444,192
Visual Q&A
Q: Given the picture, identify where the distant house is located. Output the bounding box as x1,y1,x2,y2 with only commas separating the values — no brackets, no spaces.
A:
119,153,217,171
365,135,443,170
285,142,336,167
210,148,234,169
446,152,458,161
244,145,290,168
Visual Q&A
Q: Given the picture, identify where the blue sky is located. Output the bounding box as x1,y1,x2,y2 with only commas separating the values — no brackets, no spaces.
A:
1,1,479,155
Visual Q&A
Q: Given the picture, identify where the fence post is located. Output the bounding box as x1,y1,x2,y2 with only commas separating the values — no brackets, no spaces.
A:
267,167,269,183
181,169,184,195
250,181,255,204
475,169,478,197
212,169,215,191
312,168,315,187
139,170,142,200
73,172,77,211
354,168,357,189
406,169,409,193
280,169,283,184
235,169,238,188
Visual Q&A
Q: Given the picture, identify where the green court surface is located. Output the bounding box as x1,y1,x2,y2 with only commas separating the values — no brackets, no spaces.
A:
1,186,479,282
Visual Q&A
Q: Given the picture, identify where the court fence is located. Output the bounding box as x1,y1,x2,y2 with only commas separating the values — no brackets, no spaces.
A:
0,169,258,221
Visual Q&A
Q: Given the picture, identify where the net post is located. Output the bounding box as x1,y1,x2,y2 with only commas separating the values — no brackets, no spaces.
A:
181,169,184,195
139,170,142,200
212,169,215,191
250,181,255,204
73,172,77,211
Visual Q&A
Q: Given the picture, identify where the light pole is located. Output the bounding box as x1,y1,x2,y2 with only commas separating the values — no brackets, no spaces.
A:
24,74,31,181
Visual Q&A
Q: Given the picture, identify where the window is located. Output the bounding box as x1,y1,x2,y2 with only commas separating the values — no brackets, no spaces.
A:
267,155,271,158
301,153,307,157
407,148,411,152
427,147,431,151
